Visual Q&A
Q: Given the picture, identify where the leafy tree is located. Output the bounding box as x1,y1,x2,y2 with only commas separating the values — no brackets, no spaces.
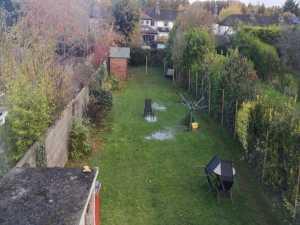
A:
177,3,215,30
219,2,242,21
113,0,139,43
183,27,214,72
283,0,299,16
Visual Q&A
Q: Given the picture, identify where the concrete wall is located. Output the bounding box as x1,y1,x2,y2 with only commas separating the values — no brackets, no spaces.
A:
16,87,89,168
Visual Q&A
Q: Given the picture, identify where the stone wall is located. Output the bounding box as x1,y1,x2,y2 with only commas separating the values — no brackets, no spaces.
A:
16,87,89,168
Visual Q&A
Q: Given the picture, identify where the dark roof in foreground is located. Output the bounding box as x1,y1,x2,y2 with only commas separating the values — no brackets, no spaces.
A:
0,167,97,225
220,14,300,26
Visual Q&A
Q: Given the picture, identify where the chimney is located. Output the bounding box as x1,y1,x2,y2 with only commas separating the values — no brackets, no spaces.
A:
155,0,160,16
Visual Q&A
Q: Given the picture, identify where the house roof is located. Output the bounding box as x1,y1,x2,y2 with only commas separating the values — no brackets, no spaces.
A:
0,167,98,225
109,47,130,59
144,8,177,21
219,14,300,26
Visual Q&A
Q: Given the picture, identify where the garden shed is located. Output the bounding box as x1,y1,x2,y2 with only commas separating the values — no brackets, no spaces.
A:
109,47,130,80
0,167,101,225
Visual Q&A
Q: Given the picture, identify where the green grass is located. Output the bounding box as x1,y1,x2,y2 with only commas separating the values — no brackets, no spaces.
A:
83,67,284,225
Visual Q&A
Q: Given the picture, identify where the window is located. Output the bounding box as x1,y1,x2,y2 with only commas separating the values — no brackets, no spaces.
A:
151,20,154,26
164,21,168,27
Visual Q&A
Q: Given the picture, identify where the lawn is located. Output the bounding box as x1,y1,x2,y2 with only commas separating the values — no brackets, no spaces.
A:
76,67,284,225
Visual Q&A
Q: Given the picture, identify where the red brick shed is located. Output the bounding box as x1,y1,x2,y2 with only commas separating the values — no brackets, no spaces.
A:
109,47,130,80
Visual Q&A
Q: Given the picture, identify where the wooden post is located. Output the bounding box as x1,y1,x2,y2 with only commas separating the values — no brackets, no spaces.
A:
262,129,269,181
163,61,166,75
234,100,238,138
208,78,211,114
188,69,191,91
196,73,198,97
145,55,148,74
221,89,224,126
294,164,300,221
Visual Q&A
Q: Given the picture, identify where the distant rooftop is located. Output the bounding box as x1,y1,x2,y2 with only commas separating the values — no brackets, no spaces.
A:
144,8,177,21
0,167,98,225
109,47,130,59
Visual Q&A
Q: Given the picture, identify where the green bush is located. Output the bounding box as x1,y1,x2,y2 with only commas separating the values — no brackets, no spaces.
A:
5,75,53,161
69,118,91,160
234,32,280,81
129,48,166,66
239,26,282,45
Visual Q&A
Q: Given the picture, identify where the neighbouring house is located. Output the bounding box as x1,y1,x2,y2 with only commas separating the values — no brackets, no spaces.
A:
0,167,100,225
140,0,177,49
109,47,130,80
215,13,300,36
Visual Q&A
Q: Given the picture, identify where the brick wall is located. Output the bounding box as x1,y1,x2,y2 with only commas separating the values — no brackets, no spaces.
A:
16,87,90,168
109,58,128,80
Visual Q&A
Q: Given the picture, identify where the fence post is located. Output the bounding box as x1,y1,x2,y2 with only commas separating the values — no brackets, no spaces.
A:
188,69,191,91
145,55,148,74
208,78,211,114
234,100,238,138
196,73,198,97
261,129,269,182
294,164,300,222
221,89,224,126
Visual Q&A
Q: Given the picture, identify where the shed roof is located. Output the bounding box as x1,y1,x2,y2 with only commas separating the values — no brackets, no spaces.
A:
0,167,98,225
109,47,130,59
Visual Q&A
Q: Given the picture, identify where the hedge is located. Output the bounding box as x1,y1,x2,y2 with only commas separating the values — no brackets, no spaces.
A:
129,48,166,67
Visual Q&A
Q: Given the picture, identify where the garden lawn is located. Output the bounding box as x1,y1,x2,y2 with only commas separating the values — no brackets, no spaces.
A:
84,67,284,225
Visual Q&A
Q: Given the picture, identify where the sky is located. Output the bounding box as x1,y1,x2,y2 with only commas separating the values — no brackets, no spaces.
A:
190,0,287,7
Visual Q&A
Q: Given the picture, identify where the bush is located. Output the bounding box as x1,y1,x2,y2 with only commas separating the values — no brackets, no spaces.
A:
239,26,282,45
5,76,53,161
129,48,166,66
69,119,91,160
234,32,280,81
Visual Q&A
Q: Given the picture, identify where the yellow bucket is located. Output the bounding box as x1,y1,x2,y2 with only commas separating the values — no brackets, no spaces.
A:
191,122,199,130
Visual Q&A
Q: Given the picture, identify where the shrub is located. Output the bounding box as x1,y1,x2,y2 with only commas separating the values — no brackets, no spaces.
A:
129,48,166,67
239,26,282,45
5,76,53,161
234,32,280,81
69,118,91,160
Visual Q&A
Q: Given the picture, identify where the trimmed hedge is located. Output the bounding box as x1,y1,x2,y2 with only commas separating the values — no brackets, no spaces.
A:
129,48,166,66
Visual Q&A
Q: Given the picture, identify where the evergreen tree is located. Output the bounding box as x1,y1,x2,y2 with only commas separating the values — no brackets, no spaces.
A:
283,0,299,16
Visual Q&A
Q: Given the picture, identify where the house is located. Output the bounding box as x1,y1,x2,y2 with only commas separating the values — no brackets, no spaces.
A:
0,167,100,225
109,47,130,80
140,1,177,48
215,13,300,36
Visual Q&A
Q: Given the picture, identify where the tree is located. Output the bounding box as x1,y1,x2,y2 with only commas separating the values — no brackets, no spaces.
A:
177,3,215,31
113,0,139,43
219,3,242,21
283,0,299,16
183,28,214,72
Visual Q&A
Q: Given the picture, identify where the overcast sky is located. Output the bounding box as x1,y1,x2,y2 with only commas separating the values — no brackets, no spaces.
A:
190,0,287,7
